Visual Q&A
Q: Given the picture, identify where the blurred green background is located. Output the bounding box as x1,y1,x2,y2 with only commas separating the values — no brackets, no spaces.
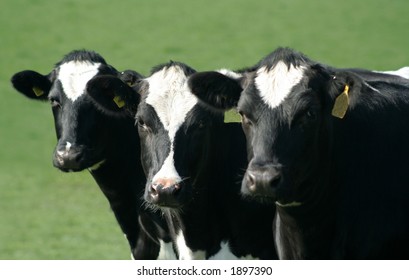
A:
1,0,408,259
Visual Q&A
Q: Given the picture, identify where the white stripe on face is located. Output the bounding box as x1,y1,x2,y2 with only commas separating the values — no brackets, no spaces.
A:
146,66,198,181
58,60,101,102
255,61,305,109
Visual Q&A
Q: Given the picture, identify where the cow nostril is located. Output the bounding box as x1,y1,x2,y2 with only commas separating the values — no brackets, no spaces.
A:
56,153,65,164
150,184,159,197
270,173,281,186
246,172,256,192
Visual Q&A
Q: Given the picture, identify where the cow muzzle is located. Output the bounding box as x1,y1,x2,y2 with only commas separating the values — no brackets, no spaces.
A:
242,163,282,199
147,178,184,207
53,148,84,171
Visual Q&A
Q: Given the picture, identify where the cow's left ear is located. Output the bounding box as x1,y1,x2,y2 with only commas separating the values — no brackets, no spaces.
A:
11,70,52,101
86,75,141,116
327,71,362,119
119,70,144,87
188,71,243,111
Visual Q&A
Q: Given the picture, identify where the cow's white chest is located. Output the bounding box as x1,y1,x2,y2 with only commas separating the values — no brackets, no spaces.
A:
58,60,101,102
175,231,206,260
157,240,177,260
175,232,258,260
210,242,259,260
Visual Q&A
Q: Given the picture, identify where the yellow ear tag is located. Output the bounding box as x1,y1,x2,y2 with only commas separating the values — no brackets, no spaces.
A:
331,85,350,119
32,87,44,97
224,109,241,123
113,96,125,108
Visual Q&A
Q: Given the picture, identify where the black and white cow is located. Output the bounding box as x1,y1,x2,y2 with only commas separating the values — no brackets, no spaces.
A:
86,61,277,259
10,50,174,259
188,47,409,259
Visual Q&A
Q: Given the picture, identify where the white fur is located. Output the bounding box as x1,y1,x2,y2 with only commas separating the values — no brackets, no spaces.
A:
65,141,72,152
151,150,181,184
58,60,101,102
209,241,258,260
57,141,72,156
146,66,198,183
157,240,178,260
175,231,206,260
378,66,409,79
174,235,258,260
217,69,243,80
255,62,305,109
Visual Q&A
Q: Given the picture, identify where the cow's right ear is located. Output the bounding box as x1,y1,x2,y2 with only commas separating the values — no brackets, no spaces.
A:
188,71,243,111
119,70,144,87
11,70,52,101
86,75,140,116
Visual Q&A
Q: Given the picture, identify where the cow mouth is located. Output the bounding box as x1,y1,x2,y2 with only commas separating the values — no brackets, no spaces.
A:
240,175,280,201
53,155,106,172
144,181,190,209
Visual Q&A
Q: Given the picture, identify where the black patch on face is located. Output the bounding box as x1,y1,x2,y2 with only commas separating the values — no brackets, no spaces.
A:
136,103,171,181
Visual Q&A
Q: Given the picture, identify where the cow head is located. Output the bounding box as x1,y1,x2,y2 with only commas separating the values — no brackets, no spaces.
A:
11,50,139,172
87,61,224,209
189,47,361,206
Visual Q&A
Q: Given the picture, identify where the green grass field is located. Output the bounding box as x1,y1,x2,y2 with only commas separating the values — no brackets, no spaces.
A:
1,0,408,259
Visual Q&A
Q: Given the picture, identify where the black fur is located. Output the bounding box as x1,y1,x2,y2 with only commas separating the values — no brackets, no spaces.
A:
135,62,277,259
10,50,168,259
189,47,409,259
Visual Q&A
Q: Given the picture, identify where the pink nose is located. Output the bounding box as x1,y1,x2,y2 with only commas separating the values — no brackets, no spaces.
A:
148,178,183,206
151,178,181,190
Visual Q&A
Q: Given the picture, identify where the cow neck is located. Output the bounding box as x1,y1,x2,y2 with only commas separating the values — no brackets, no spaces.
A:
88,117,145,251
162,124,230,259
161,178,225,259
90,117,144,187
274,139,337,259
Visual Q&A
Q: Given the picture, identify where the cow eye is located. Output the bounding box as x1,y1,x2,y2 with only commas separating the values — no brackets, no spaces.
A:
136,117,149,131
306,110,317,120
198,120,206,129
50,99,61,109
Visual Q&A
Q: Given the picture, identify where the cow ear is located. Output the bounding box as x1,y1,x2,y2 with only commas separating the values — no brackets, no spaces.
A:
328,71,362,119
119,70,144,87
188,71,243,111
86,75,140,115
11,70,52,101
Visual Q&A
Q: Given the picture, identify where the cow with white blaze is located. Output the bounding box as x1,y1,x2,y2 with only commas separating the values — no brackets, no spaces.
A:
188,47,409,259
86,61,277,260
11,50,173,259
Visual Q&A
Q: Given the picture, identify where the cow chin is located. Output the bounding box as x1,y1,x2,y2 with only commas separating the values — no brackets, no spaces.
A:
53,153,105,173
240,179,277,204
240,174,301,207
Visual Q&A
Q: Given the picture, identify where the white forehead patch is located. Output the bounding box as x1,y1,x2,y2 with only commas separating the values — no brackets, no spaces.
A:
146,66,198,140
146,66,198,182
58,60,101,102
255,61,305,109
